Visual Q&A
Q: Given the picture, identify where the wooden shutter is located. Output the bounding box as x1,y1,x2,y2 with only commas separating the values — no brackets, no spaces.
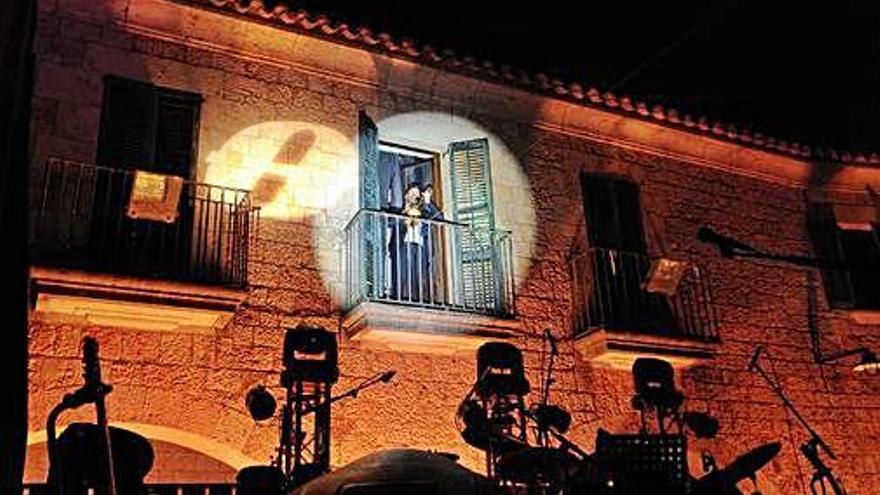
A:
358,111,381,298
580,174,645,252
358,111,380,210
97,76,201,176
807,203,855,308
96,76,158,169
449,138,496,309
155,89,201,178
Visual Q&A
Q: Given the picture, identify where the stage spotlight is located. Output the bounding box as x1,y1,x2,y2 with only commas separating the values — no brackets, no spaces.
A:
246,385,277,421
853,350,880,375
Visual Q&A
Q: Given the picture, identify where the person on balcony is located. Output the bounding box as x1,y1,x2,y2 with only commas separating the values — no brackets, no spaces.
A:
420,183,444,303
388,182,424,302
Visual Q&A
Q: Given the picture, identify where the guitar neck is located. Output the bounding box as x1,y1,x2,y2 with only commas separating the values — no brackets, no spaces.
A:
82,337,117,495
95,397,117,495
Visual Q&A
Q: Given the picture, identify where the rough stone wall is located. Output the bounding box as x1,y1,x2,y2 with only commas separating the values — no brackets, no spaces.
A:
26,0,880,492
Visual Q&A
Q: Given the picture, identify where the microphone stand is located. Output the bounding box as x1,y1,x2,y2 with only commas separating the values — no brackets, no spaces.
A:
300,371,395,415
536,330,559,447
749,350,846,495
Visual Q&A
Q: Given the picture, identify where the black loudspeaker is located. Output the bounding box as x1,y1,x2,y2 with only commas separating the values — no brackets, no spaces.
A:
476,342,529,398
282,325,339,385
632,357,682,409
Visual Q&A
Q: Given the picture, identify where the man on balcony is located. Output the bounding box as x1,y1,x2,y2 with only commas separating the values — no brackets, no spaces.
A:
420,183,444,304
388,182,425,302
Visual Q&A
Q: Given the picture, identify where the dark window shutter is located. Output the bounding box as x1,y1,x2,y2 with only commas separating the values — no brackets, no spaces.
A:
96,76,201,176
840,225,880,308
96,76,158,169
358,111,380,210
155,90,201,178
580,174,644,252
807,203,855,308
357,111,381,297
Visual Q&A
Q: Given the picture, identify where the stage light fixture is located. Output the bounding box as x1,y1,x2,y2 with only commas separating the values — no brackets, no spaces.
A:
245,384,277,421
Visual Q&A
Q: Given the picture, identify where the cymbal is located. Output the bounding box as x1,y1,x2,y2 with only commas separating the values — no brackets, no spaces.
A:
691,442,781,495
723,442,781,481
496,447,582,484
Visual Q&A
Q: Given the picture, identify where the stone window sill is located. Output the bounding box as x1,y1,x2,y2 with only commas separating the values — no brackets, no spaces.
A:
30,266,247,333
341,301,519,355
573,328,719,369
845,310,880,325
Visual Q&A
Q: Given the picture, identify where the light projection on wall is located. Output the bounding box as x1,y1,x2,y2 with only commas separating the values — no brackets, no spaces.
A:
377,112,537,284
204,121,358,222
204,113,536,298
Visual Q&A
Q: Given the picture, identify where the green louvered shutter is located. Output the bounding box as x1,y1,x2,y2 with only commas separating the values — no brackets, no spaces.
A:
358,111,381,300
449,138,497,310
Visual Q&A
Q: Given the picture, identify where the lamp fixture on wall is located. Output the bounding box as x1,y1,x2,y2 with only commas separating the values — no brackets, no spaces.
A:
814,346,879,375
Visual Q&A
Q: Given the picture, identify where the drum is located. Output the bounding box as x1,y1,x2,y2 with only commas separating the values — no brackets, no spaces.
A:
236,465,286,495
291,449,496,495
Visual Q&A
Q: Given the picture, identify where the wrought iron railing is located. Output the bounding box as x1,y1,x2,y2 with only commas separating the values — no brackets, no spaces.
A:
344,209,515,316
29,159,258,288
23,483,236,495
570,247,718,341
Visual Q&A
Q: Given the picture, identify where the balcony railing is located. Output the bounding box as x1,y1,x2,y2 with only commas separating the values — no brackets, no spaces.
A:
344,209,515,317
571,247,718,341
29,159,258,288
23,483,235,495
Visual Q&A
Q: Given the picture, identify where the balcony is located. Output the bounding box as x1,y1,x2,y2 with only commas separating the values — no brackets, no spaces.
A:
570,247,719,368
28,159,258,332
341,209,518,354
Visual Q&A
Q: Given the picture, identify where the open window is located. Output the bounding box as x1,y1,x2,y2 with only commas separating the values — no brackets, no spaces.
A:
572,174,718,367
348,112,513,317
576,174,675,334
30,75,256,288
808,202,880,310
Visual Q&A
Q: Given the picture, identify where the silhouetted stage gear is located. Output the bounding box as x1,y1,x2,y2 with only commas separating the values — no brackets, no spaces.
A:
476,342,530,399
529,404,572,434
593,429,689,495
460,342,531,479
238,325,396,494
495,447,582,487
632,358,684,435
47,423,153,495
290,449,497,495
681,411,719,439
280,325,339,488
690,442,781,495
46,337,153,495
458,399,528,455
236,465,287,495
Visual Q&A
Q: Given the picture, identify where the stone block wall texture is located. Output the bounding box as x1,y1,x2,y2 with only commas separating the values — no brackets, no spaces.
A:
25,0,880,493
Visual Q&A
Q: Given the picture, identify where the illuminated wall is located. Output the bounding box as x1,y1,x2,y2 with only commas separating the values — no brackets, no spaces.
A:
25,0,880,492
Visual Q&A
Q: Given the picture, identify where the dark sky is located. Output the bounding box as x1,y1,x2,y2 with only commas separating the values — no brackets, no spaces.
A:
284,1,879,153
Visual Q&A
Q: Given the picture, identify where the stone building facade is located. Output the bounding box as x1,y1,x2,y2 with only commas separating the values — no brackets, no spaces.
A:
25,0,880,492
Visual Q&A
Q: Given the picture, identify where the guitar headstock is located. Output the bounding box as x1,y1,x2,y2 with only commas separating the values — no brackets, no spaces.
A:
82,336,102,386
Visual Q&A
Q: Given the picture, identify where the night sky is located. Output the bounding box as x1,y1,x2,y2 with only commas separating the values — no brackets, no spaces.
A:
283,1,879,154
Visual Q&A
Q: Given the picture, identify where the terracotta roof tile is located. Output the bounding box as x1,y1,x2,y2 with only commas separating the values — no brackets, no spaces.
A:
181,0,876,164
